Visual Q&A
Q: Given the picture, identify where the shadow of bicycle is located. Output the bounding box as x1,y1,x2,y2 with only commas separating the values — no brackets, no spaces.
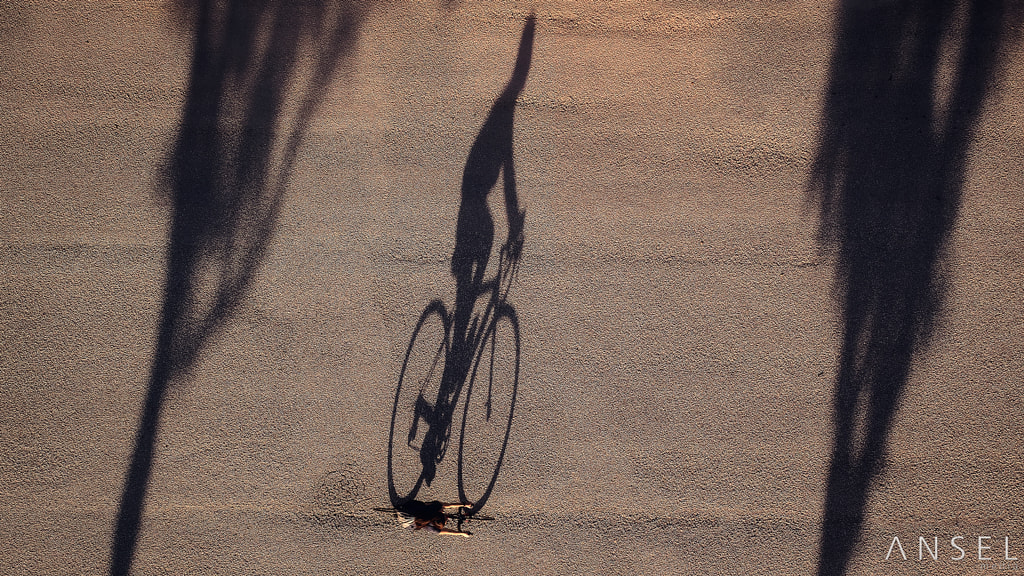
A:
386,15,534,515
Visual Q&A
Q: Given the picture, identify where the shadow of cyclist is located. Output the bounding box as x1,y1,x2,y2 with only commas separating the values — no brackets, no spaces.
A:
417,15,534,487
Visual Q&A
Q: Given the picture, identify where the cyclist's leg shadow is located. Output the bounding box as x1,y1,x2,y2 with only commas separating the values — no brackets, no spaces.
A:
416,356,464,485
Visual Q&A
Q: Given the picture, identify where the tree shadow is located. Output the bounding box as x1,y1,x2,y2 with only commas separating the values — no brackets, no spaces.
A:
809,1,1018,574
109,1,371,574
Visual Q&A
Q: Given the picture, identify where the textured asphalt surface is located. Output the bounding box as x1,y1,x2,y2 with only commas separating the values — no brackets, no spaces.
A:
2,1,1024,575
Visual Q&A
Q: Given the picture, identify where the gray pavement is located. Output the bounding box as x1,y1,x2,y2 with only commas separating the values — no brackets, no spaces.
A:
2,1,1023,574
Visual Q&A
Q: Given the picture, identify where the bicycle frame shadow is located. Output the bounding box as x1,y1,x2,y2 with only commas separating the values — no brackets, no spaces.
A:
808,2,1018,575
387,15,534,514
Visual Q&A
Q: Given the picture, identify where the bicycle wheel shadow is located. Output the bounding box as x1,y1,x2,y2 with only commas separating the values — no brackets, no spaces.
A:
808,2,1019,575
109,1,372,574
387,15,534,514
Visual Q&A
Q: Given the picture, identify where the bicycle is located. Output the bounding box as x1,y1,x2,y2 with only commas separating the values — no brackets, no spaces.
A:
387,241,521,514
373,506,496,534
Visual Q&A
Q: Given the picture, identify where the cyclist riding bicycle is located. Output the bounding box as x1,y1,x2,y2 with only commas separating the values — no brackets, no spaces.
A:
396,500,474,537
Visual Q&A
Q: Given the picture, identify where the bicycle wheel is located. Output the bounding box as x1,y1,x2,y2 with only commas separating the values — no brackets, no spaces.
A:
388,300,450,506
457,303,520,511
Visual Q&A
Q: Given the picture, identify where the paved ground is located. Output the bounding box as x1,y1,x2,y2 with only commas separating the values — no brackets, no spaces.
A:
2,1,1024,574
